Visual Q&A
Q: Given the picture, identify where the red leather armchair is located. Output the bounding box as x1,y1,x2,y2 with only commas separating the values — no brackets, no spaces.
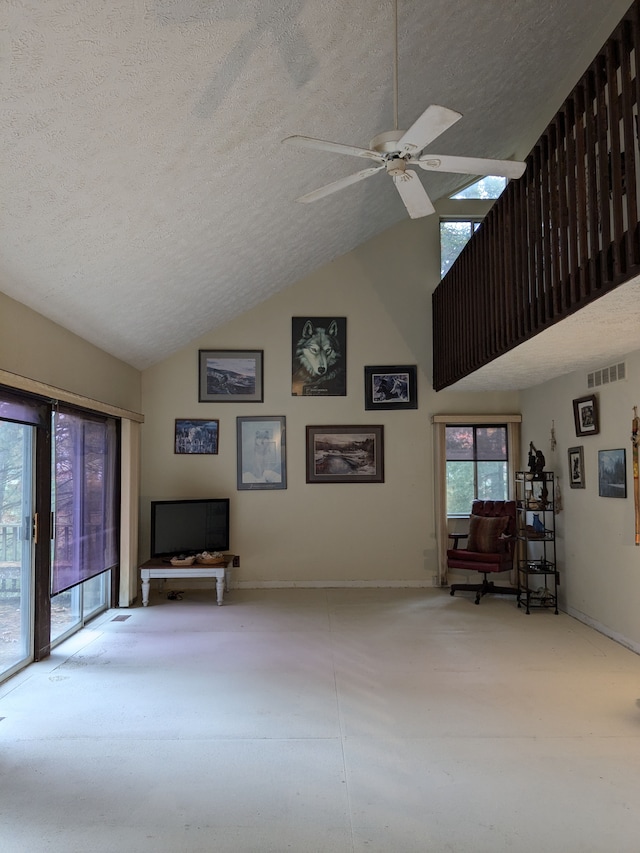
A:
448,499,518,605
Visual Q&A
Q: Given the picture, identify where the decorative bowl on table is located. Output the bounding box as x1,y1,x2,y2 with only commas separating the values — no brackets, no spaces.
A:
170,555,196,566
195,551,226,566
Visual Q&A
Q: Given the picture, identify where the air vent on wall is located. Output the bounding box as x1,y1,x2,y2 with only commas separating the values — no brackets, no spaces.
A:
587,362,626,388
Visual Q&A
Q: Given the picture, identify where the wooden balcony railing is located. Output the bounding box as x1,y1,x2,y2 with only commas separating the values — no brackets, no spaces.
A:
433,0,640,390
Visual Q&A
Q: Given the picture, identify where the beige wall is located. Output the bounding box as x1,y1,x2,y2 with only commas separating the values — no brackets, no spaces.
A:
0,289,143,604
519,352,640,652
0,290,141,412
140,215,519,586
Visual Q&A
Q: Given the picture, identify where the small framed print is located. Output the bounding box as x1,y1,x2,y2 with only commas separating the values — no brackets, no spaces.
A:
175,419,219,454
364,365,417,410
568,446,585,488
306,425,384,484
573,394,599,437
598,448,627,498
236,416,286,490
199,349,264,403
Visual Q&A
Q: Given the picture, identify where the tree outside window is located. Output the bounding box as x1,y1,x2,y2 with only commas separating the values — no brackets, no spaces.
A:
440,176,508,279
440,220,482,278
446,425,509,515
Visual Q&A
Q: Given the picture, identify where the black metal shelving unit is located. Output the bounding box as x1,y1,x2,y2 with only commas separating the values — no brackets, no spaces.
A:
515,471,559,614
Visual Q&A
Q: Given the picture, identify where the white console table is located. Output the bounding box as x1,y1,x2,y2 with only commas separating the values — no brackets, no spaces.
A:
139,556,235,606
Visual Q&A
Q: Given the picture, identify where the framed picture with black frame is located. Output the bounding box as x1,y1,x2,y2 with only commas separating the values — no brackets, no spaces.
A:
174,419,219,454
573,394,599,437
291,317,346,397
364,365,417,411
598,448,627,498
567,445,585,488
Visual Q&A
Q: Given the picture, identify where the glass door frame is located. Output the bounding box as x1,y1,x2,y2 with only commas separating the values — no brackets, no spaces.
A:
0,420,36,681
33,421,53,661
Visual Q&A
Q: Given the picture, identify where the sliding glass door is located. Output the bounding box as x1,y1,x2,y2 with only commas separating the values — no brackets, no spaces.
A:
0,420,35,681
0,389,118,680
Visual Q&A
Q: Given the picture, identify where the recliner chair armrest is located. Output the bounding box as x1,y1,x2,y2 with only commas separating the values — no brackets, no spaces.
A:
448,532,468,548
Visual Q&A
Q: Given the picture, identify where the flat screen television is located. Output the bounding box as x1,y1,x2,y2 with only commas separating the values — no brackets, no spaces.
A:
150,498,230,558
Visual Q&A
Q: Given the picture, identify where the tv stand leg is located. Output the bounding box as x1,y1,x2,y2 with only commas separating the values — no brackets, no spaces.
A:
216,575,225,606
142,577,150,606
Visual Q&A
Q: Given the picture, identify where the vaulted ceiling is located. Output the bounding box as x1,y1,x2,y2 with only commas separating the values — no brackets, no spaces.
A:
2,0,632,374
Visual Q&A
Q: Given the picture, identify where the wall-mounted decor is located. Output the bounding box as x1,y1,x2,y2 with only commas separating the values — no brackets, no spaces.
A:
306,425,384,483
291,317,346,396
567,445,585,488
573,394,599,436
236,416,286,490
598,448,627,498
174,419,219,454
199,349,264,403
364,365,417,411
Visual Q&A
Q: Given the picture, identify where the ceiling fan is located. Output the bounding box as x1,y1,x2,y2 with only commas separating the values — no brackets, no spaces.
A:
282,0,526,219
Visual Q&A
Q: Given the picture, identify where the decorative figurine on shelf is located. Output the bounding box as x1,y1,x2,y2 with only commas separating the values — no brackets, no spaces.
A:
532,513,546,534
528,442,546,477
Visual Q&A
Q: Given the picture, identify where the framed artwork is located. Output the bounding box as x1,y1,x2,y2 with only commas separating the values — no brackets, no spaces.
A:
291,317,346,397
364,365,417,410
567,446,585,488
174,419,219,455
306,425,384,483
573,394,599,436
236,416,286,490
199,349,263,403
598,448,627,498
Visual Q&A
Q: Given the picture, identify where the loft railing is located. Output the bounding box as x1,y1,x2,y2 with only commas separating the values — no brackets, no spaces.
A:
433,0,640,390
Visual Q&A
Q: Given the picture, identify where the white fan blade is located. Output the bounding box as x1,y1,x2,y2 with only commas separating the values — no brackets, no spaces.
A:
397,105,462,155
392,171,435,218
416,154,527,179
283,135,383,162
295,165,384,203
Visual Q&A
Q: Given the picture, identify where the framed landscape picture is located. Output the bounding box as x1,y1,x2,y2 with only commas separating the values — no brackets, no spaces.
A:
306,425,384,484
236,416,286,490
199,349,264,403
598,448,627,498
174,419,219,454
364,365,417,410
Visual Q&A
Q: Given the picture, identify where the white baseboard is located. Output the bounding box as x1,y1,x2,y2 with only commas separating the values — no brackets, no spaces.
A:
566,605,640,656
233,579,435,590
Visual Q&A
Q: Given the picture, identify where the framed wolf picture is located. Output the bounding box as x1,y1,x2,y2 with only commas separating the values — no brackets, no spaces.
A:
291,317,347,396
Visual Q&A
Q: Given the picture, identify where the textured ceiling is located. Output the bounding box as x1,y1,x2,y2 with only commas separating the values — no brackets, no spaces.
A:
447,276,640,392
2,0,634,375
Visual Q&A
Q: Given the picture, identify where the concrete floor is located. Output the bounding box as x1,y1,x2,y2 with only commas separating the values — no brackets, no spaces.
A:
1,586,640,852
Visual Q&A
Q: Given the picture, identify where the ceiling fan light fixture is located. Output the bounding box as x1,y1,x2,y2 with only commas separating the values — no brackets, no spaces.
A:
386,159,406,178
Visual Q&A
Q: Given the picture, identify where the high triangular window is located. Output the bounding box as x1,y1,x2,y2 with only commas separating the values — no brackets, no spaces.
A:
451,176,507,199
